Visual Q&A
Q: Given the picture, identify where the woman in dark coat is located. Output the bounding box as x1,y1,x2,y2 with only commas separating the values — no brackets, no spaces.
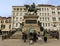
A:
22,32,27,42
33,32,37,42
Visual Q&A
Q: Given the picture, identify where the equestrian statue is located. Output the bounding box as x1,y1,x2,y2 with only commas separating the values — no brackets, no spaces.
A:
25,3,38,14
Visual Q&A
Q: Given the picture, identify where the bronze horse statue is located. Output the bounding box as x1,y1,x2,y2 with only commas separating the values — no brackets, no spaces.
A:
25,3,38,14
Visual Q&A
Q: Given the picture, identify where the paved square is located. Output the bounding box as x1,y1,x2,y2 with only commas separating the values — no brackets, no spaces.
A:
0,36,60,46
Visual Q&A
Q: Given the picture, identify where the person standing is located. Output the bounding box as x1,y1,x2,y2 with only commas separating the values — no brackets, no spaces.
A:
43,29,48,42
29,33,34,44
38,32,42,41
22,32,27,42
44,33,47,42
33,32,37,42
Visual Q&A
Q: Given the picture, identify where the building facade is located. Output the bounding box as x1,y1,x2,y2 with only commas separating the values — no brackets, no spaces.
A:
12,4,60,31
0,16,11,31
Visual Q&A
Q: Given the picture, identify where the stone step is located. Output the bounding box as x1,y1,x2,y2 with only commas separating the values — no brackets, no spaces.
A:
10,35,22,39
10,31,22,39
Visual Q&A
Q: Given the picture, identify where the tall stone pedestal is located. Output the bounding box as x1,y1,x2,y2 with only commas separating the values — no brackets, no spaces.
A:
22,14,40,33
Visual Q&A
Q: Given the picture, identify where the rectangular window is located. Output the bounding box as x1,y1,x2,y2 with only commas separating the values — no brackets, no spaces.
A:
1,25,5,29
13,13,15,15
24,8,26,11
53,24,56,27
9,25,11,29
5,20,8,23
58,12,60,15
42,17,44,21
52,17,56,21
17,8,19,11
39,8,41,11
47,8,49,11
48,18,49,21
51,8,55,10
20,17,22,20
40,17,41,21
45,17,47,21
16,17,18,21
1,25,3,28
13,8,16,11
52,11,55,15
5,19,10,23
42,8,43,11
40,13,41,15
20,13,22,16
59,24,60,26
45,23,47,27
1,20,4,23
57,8,60,10
20,8,22,11
9,19,11,23
43,23,44,27
58,17,60,21
3,25,5,29
42,13,44,15
16,13,18,16
48,23,50,27
45,8,46,11
45,13,46,15
47,13,49,16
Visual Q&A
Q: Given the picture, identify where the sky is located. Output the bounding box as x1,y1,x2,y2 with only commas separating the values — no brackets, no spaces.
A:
0,0,60,17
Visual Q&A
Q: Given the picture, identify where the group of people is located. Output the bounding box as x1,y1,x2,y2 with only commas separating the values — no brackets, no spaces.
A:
22,31,48,44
